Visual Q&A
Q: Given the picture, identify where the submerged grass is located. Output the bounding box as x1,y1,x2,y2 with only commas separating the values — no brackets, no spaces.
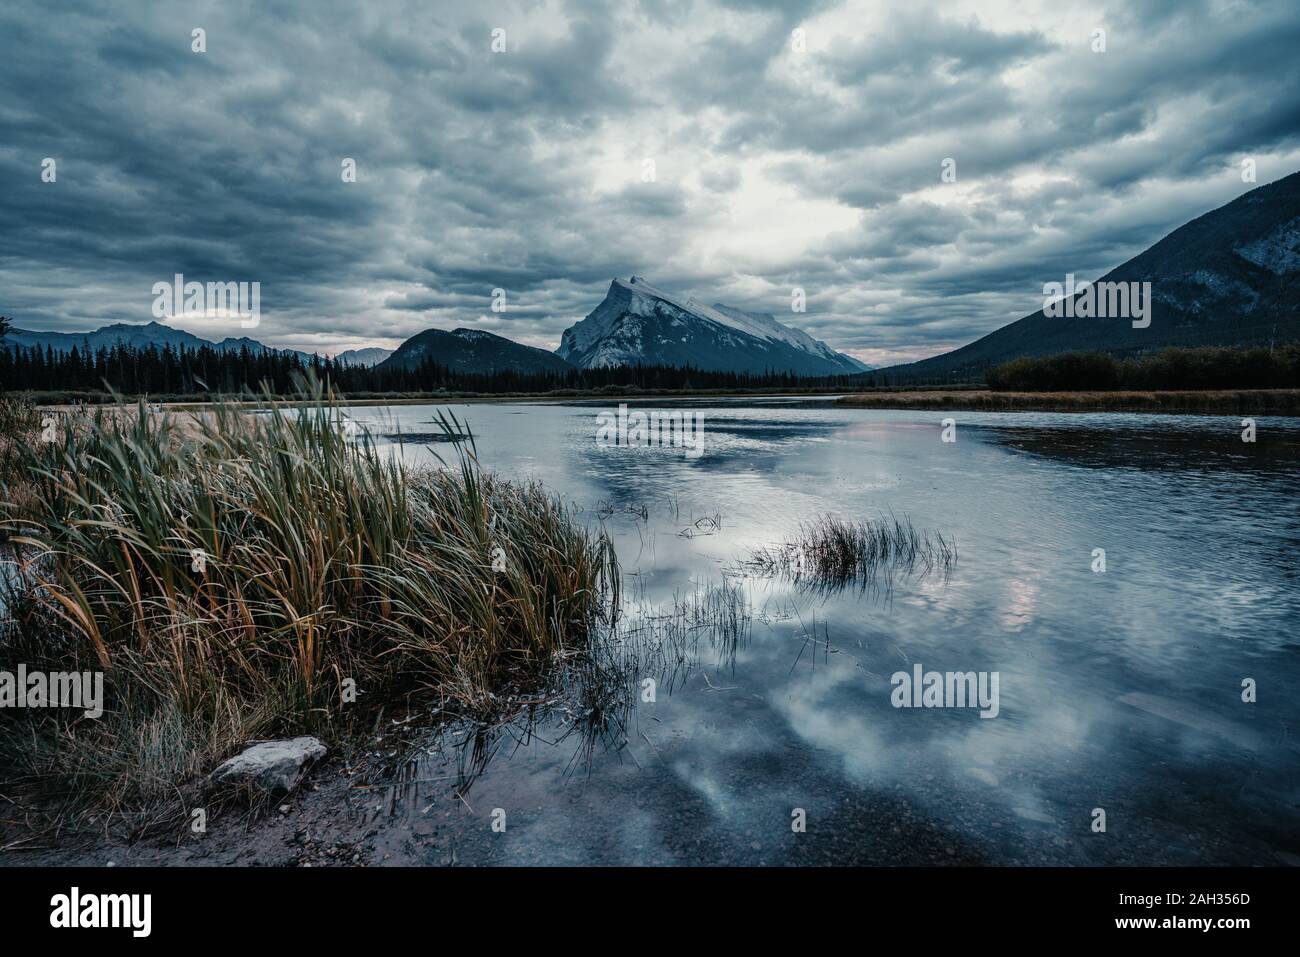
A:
387,576,756,793
745,514,956,596
0,375,617,834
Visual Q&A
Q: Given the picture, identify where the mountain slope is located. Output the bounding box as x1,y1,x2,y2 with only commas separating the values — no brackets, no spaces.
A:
334,347,392,367
880,171,1300,381
710,303,872,372
380,328,572,374
557,277,871,375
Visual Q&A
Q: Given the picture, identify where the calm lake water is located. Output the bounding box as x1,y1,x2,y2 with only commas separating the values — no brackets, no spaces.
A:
343,397,1300,866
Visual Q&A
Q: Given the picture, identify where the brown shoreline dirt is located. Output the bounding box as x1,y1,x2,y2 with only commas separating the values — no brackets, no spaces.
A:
836,388,1300,414
35,387,1300,415
0,761,381,867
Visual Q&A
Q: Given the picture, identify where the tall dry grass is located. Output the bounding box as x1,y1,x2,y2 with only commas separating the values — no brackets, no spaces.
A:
0,393,41,495
0,375,617,831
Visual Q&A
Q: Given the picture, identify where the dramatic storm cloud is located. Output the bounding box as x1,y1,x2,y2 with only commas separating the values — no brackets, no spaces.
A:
3,0,1299,363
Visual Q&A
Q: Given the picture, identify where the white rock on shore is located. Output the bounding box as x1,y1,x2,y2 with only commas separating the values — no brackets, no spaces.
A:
211,737,328,793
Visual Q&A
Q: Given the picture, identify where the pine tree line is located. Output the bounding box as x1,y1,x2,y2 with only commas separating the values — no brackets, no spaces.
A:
0,339,871,396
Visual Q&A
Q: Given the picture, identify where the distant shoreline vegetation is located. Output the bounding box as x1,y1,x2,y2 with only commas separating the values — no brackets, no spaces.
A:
0,339,866,399
985,344,1300,392
2,337,1299,408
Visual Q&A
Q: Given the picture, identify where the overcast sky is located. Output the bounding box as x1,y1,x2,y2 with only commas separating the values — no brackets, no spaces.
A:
3,0,1299,365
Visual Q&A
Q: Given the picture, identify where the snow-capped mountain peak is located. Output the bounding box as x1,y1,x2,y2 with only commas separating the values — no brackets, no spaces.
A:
558,277,870,375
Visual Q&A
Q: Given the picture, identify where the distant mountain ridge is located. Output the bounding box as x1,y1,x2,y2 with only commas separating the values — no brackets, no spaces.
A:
1,321,316,361
557,277,871,376
333,347,392,367
1,321,393,367
880,171,1300,381
379,327,572,374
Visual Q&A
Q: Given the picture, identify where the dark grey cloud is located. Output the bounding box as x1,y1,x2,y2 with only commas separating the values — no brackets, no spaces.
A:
1,0,1299,364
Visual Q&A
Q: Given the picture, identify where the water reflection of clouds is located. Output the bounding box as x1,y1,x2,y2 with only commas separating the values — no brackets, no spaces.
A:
999,575,1039,632
350,400,1300,864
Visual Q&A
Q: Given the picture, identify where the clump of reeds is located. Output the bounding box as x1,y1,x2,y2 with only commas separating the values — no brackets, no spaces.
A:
745,514,955,595
0,375,617,831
